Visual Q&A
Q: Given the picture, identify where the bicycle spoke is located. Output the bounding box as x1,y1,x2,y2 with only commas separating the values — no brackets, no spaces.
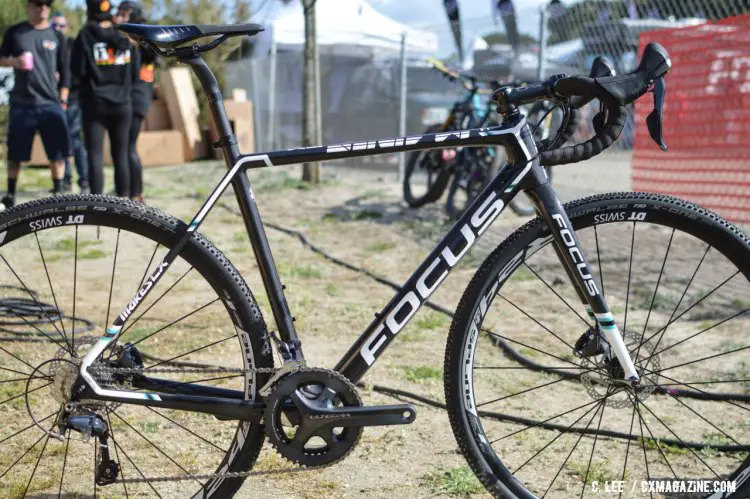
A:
642,373,739,445
145,333,235,370
640,366,750,415
636,398,654,499
490,396,609,445
541,396,607,498
57,435,70,499
634,228,674,363
0,430,47,480
619,401,638,499
523,263,589,327
512,395,607,475
483,330,591,370
653,336,750,374
106,413,129,499
593,224,605,298
0,255,71,353
580,386,609,498
0,411,56,446
640,303,750,363
497,293,576,351
93,438,97,497
72,226,78,351
129,298,219,348
638,398,719,479
623,222,635,333
476,369,596,409
631,394,678,478
636,244,710,374
139,242,160,290
105,229,121,330
475,365,586,370
633,270,741,356
35,231,70,350
110,435,163,498
113,411,204,487
121,267,194,337
146,407,228,454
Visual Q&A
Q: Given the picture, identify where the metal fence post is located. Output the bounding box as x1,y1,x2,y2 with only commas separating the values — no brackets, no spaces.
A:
398,32,408,182
250,59,262,153
268,39,278,151
537,6,548,81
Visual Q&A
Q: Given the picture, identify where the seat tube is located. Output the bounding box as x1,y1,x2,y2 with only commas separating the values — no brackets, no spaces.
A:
528,180,640,382
181,55,301,358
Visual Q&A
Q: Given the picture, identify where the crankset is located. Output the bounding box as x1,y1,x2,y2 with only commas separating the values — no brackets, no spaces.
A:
264,368,416,467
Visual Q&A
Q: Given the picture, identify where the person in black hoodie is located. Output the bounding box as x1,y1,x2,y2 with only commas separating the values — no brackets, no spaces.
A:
114,1,154,202
71,0,139,196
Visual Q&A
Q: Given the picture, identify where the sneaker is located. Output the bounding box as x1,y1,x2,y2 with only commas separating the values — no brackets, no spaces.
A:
62,181,72,193
79,181,90,195
1,195,14,210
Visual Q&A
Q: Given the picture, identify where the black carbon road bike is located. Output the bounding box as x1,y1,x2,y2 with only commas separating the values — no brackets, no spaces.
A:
1,22,749,498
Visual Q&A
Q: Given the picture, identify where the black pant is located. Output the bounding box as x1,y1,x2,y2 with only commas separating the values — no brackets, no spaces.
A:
129,114,144,198
83,105,132,196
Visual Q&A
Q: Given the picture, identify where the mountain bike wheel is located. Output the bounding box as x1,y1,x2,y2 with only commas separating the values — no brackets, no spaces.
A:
445,147,500,220
403,124,453,208
0,195,273,497
445,192,750,498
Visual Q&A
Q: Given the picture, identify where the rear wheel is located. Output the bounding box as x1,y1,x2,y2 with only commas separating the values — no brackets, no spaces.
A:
403,124,453,208
0,195,273,497
446,192,750,498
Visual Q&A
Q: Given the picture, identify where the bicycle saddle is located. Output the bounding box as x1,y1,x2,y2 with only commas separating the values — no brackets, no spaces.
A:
118,23,264,48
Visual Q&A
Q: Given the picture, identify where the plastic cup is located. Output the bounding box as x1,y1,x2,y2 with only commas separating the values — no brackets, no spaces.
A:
19,52,33,71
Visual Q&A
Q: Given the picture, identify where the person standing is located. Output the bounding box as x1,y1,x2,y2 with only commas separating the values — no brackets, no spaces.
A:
114,1,154,202
51,11,89,194
71,0,138,197
0,0,71,208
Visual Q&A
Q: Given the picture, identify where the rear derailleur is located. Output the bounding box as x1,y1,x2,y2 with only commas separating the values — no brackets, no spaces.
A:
58,406,120,485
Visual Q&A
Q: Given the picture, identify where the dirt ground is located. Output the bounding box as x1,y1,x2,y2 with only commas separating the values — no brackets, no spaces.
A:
0,159,748,498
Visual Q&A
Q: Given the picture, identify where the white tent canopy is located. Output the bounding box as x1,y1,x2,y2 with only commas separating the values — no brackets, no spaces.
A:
251,0,438,56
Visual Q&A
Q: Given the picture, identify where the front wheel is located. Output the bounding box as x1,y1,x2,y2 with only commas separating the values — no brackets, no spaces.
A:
445,192,750,498
0,195,273,497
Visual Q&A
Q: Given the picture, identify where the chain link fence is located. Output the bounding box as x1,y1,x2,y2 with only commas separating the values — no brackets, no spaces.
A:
227,0,750,224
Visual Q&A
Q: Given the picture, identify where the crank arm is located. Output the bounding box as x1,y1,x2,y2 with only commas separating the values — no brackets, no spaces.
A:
304,402,417,428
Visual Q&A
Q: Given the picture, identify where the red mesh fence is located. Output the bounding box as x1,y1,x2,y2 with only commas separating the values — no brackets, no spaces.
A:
632,14,750,224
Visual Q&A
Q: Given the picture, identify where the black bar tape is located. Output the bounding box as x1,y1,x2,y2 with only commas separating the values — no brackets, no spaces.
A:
540,103,625,166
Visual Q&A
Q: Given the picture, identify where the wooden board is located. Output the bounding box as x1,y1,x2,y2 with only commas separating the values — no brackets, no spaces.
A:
208,99,255,158
160,67,205,160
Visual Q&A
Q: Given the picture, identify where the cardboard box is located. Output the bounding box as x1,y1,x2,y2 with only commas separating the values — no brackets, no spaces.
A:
30,129,185,168
209,99,255,158
144,100,171,131
160,67,205,160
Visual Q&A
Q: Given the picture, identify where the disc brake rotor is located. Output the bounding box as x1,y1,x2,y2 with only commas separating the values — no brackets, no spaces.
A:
580,330,661,408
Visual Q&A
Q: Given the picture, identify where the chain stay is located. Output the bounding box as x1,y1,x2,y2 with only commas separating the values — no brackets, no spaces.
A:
87,364,295,484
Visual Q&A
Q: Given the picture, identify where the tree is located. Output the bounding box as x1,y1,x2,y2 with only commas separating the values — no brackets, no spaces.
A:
301,0,318,183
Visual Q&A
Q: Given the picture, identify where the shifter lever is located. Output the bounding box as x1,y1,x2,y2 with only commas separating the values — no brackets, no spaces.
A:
646,77,667,151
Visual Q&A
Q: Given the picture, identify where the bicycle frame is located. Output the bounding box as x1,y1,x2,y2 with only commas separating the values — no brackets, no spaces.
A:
78,54,638,420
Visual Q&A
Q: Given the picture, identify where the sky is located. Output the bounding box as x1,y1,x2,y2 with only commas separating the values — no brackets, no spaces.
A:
250,0,553,56
68,0,555,56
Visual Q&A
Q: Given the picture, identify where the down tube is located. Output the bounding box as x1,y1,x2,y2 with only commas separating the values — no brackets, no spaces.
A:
335,159,534,384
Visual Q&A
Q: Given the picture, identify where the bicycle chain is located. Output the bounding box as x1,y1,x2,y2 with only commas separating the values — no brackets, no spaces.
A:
85,364,324,485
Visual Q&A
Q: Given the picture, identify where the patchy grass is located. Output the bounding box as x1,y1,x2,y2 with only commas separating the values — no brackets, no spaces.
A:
277,262,323,279
325,283,342,296
78,248,108,260
422,466,483,497
366,241,396,252
400,365,442,383
510,265,535,282
413,311,450,331
354,210,383,220
637,437,689,456
567,459,617,485
51,238,102,252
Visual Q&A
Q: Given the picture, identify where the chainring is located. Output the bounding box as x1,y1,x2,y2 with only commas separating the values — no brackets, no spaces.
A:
264,368,362,468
